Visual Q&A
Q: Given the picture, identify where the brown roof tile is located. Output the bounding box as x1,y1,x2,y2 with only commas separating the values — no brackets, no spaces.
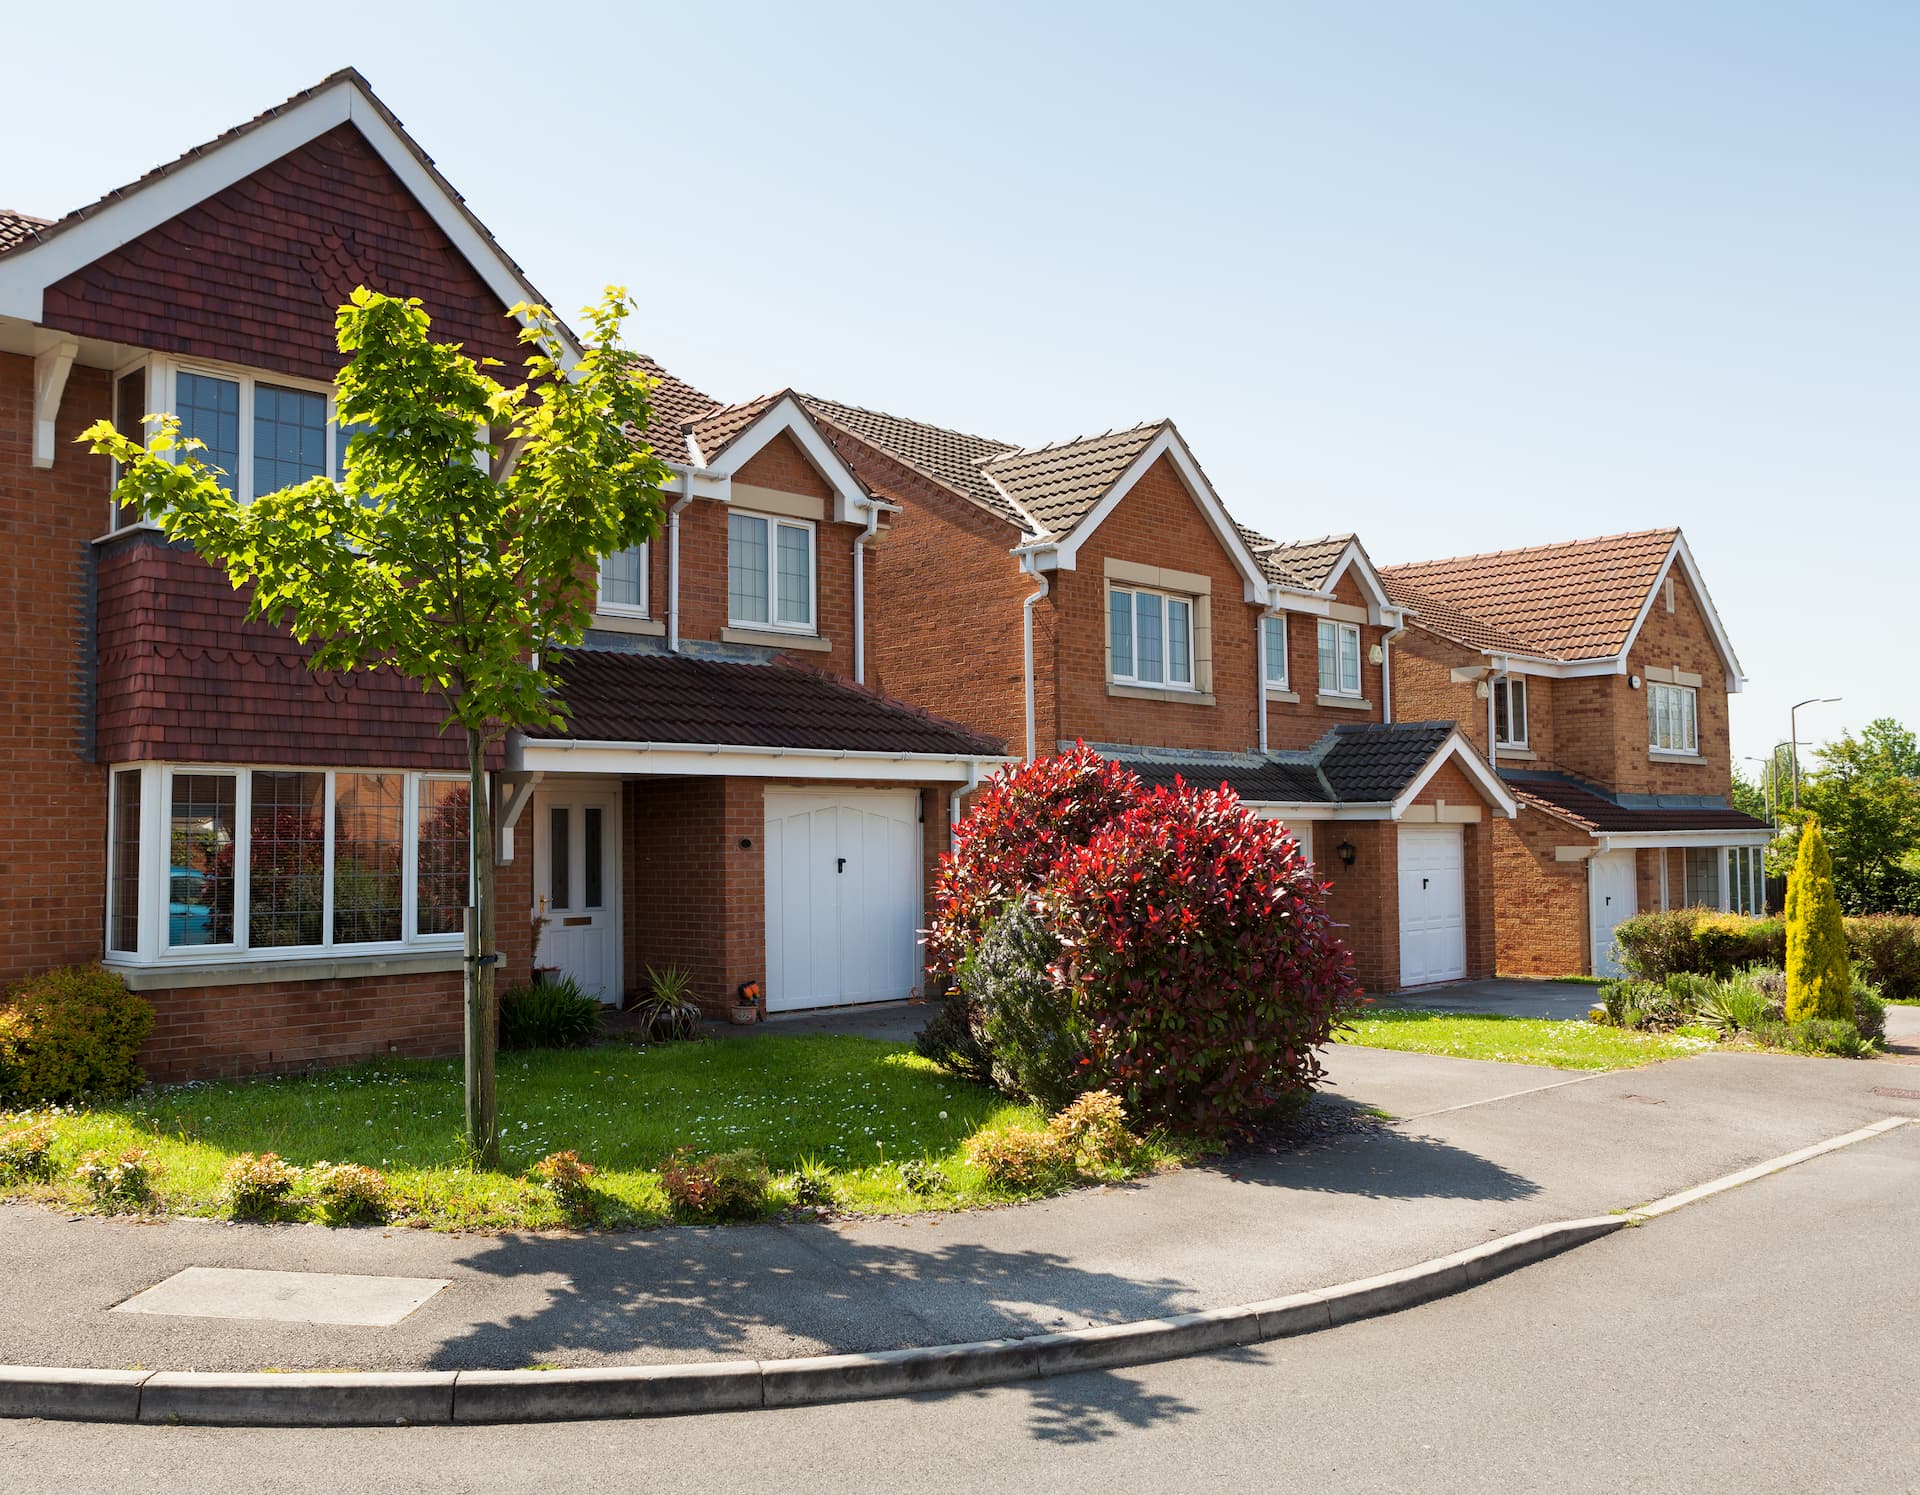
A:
545,649,1005,757
1257,533,1354,590
1382,528,1680,660
633,355,722,453
0,210,50,256
799,395,1024,525
687,392,783,464
979,423,1165,536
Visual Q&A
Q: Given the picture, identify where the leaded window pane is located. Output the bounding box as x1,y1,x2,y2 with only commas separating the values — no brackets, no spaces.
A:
333,772,403,944
776,524,812,625
176,373,240,493
109,770,142,954
601,545,645,609
253,383,328,497
1135,592,1164,684
729,513,769,624
416,781,470,936
1167,599,1192,684
1264,616,1288,686
169,773,237,947
1109,589,1133,678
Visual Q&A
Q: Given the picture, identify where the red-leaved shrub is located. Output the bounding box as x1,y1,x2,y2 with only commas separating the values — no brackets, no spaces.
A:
1043,781,1356,1138
924,745,1142,992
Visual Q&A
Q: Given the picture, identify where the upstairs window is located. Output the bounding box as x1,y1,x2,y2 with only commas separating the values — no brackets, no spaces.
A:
1494,676,1528,746
1110,586,1194,689
1263,615,1289,688
1649,682,1698,754
1317,620,1362,696
598,545,648,615
728,512,814,632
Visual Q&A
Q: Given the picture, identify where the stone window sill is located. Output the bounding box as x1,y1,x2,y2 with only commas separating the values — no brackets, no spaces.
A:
1108,683,1216,706
1495,745,1538,761
1315,694,1374,711
591,613,666,637
1649,748,1703,761
720,626,831,652
1265,688,1301,703
105,950,465,992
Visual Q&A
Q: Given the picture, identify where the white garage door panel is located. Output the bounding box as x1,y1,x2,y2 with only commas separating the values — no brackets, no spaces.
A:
764,790,921,1011
1589,850,1637,978
1399,825,1467,988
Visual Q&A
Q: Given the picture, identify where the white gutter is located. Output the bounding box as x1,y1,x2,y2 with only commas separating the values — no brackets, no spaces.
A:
1018,548,1052,762
666,468,697,653
853,502,880,684
517,736,1011,784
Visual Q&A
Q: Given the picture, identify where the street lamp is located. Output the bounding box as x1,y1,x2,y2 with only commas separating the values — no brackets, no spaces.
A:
1743,755,1777,827
1788,698,1841,810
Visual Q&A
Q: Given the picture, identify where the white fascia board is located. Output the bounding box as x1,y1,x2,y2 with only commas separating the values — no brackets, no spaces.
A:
1266,586,1333,617
1239,802,1391,821
1389,730,1520,820
1596,828,1774,851
518,738,1009,783
1617,533,1748,692
701,394,876,523
0,78,572,360
1049,426,1271,598
1320,540,1396,623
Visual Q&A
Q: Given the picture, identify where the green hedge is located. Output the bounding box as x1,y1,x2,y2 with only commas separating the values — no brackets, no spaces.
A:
1612,908,1920,1000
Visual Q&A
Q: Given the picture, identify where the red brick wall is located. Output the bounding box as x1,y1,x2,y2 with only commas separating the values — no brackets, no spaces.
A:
0,354,109,984
1321,821,1395,995
43,124,523,385
830,432,1032,752
1491,807,1591,976
1264,573,1391,751
1390,625,1487,750
1623,569,1732,796
733,431,833,499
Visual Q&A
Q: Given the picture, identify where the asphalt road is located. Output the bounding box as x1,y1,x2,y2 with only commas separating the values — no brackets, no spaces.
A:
1,1120,1913,1493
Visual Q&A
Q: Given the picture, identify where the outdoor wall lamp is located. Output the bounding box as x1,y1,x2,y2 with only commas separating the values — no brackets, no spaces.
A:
1336,840,1357,868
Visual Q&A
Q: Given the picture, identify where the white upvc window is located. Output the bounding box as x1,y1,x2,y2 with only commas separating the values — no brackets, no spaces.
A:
1317,620,1362,696
597,544,649,616
1494,676,1528,747
1109,585,1195,688
1649,682,1698,754
106,764,470,965
728,511,816,632
1263,615,1289,689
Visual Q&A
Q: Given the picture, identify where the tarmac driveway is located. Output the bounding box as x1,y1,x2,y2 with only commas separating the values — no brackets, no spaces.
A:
1380,977,1601,1021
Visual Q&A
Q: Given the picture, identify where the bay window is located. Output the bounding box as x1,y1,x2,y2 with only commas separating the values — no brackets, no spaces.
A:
1317,620,1362,696
1649,682,1698,754
1109,586,1194,689
728,511,815,631
1263,615,1289,689
1494,676,1528,747
108,765,469,964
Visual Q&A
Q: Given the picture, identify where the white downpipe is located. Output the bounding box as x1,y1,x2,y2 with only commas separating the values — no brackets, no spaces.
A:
1488,657,1502,752
853,503,879,685
666,471,695,653
1380,620,1408,724
1257,607,1274,753
1021,559,1050,762
949,759,982,831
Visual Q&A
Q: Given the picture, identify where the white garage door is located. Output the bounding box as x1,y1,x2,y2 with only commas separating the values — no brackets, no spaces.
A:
1588,849,1638,977
763,789,922,1011
1399,825,1467,988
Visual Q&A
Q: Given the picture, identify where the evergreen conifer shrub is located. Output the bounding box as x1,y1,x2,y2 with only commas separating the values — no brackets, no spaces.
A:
1786,820,1853,1022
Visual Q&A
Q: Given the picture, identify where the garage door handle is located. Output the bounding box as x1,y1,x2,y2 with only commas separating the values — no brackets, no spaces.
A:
1422,878,1429,890
1605,896,1612,906
837,857,846,874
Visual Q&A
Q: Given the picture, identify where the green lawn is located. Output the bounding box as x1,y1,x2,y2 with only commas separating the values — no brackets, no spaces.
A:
0,1035,1184,1230
1336,1008,1717,1069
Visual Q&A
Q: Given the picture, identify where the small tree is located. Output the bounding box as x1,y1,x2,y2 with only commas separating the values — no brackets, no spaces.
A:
1785,819,1852,1022
84,287,670,1164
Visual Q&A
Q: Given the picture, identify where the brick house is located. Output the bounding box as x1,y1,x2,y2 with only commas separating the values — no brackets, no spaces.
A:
795,400,1518,995
1381,529,1771,976
0,71,1003,1082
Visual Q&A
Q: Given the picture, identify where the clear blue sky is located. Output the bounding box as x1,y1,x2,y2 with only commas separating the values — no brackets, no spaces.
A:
10,2,1914,776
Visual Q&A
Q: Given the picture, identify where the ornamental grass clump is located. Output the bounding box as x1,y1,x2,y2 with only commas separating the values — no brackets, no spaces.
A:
75,1148,157,1212
1786,821,1852,1022
218,1151,301,1219
0,1118,58,1184
309,1161,391,1225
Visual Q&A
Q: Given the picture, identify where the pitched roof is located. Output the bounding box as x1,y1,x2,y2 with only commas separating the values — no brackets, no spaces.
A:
799,395,1024,525
979,423,1165,537
1254,533,1355,591
1380,574,1538,654
1381,528,1680,660
544,649,1004,758
687,392,782,464
1504,771,1769,835
633,355,722,451
1119,720,1470,808
0,211,50,256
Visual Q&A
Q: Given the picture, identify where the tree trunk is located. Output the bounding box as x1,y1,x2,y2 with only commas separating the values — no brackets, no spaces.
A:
464,726,500,1167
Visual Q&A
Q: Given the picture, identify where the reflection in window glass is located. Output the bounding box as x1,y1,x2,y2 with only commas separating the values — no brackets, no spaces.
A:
416,781,470,936
1263,615,1288,687
584,807,604,909
728,513,769,624
601,545,645,609
1109,590,1133,678
109,770,142,954
248,771,326,947
776,525,812,625
169,773,237,947
1134,592,1164,684
1167,599,1192,685
176,373,240,492
550,807,571,910
334,772,403,944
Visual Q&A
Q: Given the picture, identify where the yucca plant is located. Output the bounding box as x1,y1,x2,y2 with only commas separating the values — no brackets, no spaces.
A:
632,965,702,1043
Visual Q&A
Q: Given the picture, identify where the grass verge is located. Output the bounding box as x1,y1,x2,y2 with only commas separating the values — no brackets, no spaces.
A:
1336,1008,1717,1070
0,1034,1195,1230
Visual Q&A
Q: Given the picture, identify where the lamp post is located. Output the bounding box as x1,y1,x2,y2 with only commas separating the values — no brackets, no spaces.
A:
1743,755,1776,828
1788,698,1841,810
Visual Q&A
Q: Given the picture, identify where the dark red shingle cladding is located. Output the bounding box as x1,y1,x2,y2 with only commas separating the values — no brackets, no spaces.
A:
43,124,524,385
546,650,1005,757
96,532,469,769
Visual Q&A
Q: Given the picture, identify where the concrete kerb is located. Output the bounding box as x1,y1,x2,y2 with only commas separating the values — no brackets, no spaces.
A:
3,1117,1905,1428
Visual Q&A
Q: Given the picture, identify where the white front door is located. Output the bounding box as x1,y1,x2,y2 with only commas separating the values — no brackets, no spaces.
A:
1589,850,1638,978
532,785,621,1004
1398,824,1467,988
763,788,921,1012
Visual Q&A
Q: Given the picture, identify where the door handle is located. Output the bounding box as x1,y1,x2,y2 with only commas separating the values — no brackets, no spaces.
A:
837,857,847,874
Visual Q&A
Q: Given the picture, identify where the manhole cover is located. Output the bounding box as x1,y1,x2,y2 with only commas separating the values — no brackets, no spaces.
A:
114,1267,449,1326
1871,1086,1920,1101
